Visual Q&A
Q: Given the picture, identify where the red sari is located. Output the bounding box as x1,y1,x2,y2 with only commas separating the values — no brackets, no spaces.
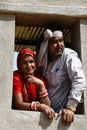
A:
13,48,47,103
13,70,47,102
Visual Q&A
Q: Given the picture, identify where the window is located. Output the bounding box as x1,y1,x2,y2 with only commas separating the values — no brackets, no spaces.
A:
13,13,85,114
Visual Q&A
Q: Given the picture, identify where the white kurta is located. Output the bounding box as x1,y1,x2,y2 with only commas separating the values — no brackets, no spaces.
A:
43,48,86,112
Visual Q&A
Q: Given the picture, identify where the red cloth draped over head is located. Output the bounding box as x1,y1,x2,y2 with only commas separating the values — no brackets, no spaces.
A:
17,48,36,73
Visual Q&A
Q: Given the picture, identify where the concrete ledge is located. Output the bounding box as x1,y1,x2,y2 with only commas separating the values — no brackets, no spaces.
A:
0,110,87,130
0,2,87,17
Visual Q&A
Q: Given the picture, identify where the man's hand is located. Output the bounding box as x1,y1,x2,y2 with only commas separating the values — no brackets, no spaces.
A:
58,108,74,125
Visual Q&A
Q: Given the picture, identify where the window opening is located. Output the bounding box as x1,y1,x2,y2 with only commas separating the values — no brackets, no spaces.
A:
13,24,85,114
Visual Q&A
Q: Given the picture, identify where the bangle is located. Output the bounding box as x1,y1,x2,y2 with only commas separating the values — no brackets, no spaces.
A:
31,101,36,110
39,89,48,98
31,101,39,111
66,106,76,112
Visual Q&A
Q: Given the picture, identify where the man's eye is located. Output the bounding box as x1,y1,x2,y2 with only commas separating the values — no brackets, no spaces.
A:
59,39,63,42
51,40,57,44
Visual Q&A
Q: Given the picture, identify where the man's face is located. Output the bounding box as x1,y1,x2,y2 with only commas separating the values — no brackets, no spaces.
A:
48,37,64,61
21,55,36,76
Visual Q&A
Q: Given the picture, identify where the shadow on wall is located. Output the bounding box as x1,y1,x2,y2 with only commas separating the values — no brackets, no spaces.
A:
39,113,70,130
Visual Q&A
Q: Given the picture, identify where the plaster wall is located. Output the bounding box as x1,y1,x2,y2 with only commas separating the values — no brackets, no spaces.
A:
0,14,87,130
0,0,86,6
0,1,87,130
80,20,87,115
0,0,87,17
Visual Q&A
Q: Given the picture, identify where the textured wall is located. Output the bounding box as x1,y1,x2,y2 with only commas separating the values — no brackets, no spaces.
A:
0,1,87,17
0,0,87,6
0,1,87,130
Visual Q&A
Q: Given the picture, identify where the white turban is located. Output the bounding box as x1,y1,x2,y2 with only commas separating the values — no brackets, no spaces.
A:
37,29,63,72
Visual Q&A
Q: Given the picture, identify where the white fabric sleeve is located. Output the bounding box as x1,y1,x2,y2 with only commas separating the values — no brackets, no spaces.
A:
66,99,79,107
65,50,86,105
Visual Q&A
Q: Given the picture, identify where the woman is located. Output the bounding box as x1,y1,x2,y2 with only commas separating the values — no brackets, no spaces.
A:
13,48,55,119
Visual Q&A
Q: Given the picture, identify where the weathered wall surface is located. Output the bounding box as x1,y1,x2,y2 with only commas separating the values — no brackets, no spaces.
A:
0,0,87,17
0,1,87,130
0,0,87,6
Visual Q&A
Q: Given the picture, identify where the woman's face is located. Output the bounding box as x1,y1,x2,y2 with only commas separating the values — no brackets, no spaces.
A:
48,37,64,61
21,54,36,76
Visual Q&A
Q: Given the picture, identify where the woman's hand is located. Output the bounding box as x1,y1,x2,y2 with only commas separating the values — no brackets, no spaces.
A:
58,108,74,125
24,75,42,84
24,75,51,106
38,104,55,119
24,75,45,88
24,75,47,92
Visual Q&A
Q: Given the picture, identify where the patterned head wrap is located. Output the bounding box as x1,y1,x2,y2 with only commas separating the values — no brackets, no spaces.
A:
37,29,63,72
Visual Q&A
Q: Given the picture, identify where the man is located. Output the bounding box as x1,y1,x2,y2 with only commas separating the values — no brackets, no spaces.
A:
37,29,86,125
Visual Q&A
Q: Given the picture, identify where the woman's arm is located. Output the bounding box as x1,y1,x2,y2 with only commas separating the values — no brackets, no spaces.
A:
13,93,55,119
24,75,51,106
13,93,31,110
13,71,55,119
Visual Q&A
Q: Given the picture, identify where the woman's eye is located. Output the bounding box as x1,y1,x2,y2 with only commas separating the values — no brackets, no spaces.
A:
30,60,34,64
22,61,27,65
